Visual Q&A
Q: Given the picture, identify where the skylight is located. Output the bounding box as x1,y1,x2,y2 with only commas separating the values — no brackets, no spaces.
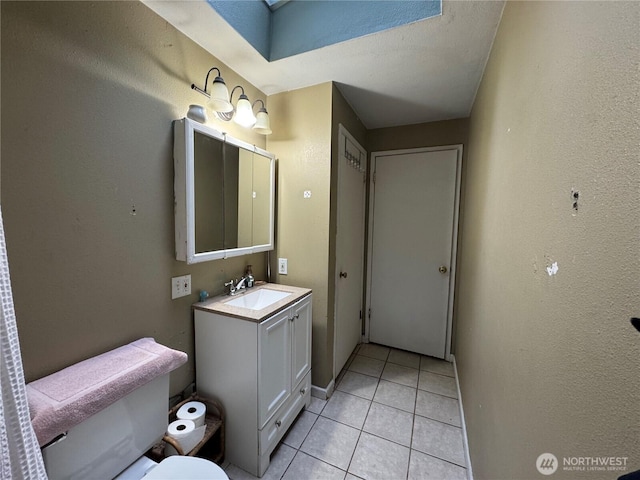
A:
209,0,442,61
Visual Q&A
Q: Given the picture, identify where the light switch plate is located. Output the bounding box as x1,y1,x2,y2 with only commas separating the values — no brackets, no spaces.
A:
172,274,191,299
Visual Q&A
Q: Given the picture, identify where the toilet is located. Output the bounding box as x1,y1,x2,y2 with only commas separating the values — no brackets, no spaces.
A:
40,374,229,480
116,454,227,480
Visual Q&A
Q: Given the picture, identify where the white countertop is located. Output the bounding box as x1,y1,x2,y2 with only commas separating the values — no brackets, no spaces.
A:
193,282,312,323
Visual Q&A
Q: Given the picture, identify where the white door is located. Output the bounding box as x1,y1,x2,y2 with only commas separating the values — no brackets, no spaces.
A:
367,147,461,359
334,125,367,377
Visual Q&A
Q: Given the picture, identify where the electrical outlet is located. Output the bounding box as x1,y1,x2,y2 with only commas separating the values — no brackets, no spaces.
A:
278,258,288,275
171,274,191,299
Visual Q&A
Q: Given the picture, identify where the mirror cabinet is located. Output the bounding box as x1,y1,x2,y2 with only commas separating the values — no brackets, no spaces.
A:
174,118,275,263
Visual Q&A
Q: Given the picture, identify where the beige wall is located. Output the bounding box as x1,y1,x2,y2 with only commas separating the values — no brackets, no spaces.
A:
0,1,269,395
456,2,640,478
366,118,469,153
4,4,638,474
331,86,368,151
265,83,366,389
267,83,334,387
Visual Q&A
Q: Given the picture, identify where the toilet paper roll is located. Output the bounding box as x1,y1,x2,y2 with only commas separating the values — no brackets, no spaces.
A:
164,419,206,456
176,401,207,427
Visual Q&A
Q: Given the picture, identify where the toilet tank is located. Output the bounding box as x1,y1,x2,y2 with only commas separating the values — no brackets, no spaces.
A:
41,375,169,480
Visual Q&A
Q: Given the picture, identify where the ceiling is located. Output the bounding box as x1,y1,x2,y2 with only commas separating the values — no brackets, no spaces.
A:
142,0,505,129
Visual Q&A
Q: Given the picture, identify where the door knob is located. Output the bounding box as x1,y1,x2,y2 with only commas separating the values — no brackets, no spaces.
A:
339,272,348,278
439,266,448,274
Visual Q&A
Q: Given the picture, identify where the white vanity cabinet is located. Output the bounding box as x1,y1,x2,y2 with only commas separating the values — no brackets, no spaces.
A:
194,286,311,477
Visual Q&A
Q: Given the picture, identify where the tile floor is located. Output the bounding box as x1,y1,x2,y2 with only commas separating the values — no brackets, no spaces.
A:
224,343,468,480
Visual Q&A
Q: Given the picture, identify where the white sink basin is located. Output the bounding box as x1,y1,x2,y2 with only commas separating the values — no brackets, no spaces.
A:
225,288,292,311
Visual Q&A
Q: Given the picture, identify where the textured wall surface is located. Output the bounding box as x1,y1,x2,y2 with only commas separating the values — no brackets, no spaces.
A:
267,83,333,388
270,0,441,60
1,1,268,395
456,2,640,478
366,118,469,154
207,0,271,60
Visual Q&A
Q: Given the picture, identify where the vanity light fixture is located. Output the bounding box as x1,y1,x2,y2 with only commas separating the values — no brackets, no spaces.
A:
191,67,233,113
191,68,272,135
252,100,272,135
231,86,257,128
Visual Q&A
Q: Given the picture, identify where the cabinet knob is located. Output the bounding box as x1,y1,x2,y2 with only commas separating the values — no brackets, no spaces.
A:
300,387,307,396
339,271,348,278
275,420,282,428
439,266,448,274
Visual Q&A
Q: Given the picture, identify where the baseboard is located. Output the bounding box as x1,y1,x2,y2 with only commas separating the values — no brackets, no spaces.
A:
311,379,335,400
452,354,474,480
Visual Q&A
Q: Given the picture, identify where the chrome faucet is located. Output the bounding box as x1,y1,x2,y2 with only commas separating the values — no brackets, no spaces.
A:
226,277,247,296
234,276,247,292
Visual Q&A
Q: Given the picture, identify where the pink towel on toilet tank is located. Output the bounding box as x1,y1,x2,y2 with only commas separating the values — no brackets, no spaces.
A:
26,337,187,446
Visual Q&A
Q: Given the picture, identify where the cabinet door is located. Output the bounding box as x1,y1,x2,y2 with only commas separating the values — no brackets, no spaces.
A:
258,309,291,428
291,295,312,388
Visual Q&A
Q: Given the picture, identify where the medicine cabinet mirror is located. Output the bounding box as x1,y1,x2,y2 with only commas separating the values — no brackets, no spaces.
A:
174,118,275,263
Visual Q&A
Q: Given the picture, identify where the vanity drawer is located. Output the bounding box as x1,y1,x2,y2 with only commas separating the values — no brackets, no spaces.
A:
259,372,311,456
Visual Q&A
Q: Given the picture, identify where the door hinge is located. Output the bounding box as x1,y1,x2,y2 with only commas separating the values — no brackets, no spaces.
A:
368,308,371,319
373,172,376,184
359,310,362,320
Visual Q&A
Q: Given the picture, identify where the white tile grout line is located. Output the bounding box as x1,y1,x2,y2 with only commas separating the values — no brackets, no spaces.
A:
451,354,474,480
230,354,462,480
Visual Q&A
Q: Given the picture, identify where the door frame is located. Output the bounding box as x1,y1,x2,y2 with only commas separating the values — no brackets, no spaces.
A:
364,145,463,361
333,124,367,379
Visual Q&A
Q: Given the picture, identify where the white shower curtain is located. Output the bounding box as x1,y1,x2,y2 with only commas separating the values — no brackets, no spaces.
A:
0,206,48,479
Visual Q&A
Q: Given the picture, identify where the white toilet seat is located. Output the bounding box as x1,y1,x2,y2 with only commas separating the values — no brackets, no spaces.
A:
144,456,228,479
